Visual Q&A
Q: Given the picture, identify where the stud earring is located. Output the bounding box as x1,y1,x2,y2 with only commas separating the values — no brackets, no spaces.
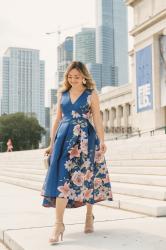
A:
82,79,86,85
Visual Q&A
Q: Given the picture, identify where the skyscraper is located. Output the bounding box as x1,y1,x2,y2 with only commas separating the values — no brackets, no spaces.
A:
96,0,128,87
1,47,45,127
48,88,57,108
56,36,73,86
86,63,102,90
74,27,102,89
74,28,96,64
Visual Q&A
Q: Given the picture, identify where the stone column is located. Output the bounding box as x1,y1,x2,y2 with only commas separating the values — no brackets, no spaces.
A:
116,106,122,128
123,104,128,131
100,110,103,122
103,109,107,128
109,108,114,128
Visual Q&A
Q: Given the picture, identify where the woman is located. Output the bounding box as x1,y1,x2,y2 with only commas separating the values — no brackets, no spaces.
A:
7,138,13,152
41,61,113,244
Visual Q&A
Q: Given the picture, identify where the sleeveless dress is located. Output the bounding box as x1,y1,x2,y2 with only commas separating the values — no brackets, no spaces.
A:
41,88,113,208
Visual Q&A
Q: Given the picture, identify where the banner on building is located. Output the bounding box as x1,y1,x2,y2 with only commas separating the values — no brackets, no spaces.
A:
159,35,166,107
136,45,153,113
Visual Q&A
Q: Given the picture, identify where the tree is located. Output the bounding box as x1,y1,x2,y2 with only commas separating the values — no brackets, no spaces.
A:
0,112,46,152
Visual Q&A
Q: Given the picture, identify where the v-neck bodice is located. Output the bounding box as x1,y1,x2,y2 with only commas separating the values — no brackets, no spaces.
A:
60,89,92,121
68,89,87,105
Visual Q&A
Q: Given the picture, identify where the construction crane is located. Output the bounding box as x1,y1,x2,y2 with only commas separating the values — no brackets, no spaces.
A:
45,23,89,45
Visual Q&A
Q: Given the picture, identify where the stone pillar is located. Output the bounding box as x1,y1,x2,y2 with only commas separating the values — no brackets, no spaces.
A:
123,104,128,130
103,109,107,128
109,108,114,128
116,106,123,127
100,110,103,122
116,106,123,133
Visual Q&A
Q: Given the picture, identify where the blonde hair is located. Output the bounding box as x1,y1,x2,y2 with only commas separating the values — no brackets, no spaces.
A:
58,61,96,93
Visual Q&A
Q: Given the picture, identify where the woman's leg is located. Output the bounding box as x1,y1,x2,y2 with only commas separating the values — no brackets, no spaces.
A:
55,197,68,223
86,203,93,215
49,197,68,244
84,203,94,233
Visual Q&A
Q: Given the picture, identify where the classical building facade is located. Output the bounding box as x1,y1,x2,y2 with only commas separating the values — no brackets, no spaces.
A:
126,0,166,132
99,85,133,139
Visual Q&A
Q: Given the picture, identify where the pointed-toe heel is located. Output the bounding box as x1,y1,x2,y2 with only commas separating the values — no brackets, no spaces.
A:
49,222,65,245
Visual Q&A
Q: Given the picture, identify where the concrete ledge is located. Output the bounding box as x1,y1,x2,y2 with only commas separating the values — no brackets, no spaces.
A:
112,183,166,200
111,173,166,187
0,167,45,175
108,159,166,167
109,167,166,176
0,176,42,191
0,171,45,182
98,194,166,217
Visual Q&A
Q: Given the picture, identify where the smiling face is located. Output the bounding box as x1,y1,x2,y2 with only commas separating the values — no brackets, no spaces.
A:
67,68,84,89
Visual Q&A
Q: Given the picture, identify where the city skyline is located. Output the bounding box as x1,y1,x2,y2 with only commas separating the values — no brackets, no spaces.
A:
0,0,133,106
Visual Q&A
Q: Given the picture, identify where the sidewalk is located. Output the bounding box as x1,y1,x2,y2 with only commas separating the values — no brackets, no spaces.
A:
0,182,166,250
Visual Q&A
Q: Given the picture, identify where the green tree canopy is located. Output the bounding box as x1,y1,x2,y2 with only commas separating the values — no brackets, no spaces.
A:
0,112,46,152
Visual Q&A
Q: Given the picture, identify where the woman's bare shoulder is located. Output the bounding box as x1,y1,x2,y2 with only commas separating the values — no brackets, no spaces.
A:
90,89,99,100
57,89,66,100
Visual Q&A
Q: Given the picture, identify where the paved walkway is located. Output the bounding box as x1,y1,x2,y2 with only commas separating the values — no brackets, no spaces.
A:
0,182,166,250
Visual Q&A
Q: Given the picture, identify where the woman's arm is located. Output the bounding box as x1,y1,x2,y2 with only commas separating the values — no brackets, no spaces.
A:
90,90,107,154
45,92,62,154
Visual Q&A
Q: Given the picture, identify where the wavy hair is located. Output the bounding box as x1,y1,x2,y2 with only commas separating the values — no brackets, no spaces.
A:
58,61,96,93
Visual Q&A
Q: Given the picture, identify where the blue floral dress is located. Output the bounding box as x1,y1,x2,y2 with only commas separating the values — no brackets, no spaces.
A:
41,88,113,208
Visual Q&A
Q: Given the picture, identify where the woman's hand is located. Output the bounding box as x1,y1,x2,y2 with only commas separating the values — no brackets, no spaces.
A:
44,145,53,155
99,142,107,154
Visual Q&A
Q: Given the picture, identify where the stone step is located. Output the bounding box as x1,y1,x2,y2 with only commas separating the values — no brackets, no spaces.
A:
111,173,166,187
0,176,166,217
1,167,166,188
109,166,166,176
1,173,166,202
101,194,166,217
2,165,166,177
0,176,166,216
107,159,166,167
0,167,45,175
106,144,166,152
107,145,166,152
0,163,43,168
112,182,166,200
0,176,42,191
0,170,45,182
106,152,166,160
106,135,166,143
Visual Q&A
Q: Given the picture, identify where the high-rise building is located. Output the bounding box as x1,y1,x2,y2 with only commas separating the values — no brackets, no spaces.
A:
0,56,9,115
74,27,102,89
74,28,96,64
0,47,45,127
48,89,57,108
56,36,73,86
86,63,102,90
96,0,128,87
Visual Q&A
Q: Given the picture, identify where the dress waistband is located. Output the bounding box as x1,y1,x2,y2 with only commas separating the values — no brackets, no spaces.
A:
60,115,89,123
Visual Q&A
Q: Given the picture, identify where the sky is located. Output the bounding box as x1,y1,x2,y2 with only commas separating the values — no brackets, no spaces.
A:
0,0,133,106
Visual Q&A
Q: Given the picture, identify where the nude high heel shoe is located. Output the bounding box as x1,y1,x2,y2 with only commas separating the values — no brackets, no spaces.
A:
49,222,65,245
84,214,95,233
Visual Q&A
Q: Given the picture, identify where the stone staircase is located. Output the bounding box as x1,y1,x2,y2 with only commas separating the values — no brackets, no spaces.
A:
105,135,166,216
0,134,166,217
